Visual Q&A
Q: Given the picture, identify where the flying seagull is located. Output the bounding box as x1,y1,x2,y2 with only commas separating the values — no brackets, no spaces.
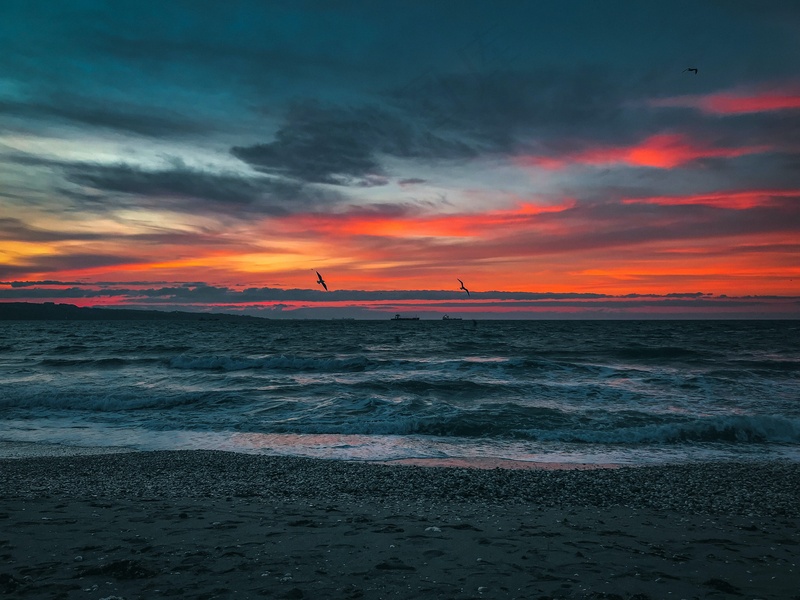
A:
315,270,328,291
457,278,470,297
683,67,698,74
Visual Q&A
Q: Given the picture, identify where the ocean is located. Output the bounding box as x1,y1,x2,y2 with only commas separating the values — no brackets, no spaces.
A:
1,319,799,466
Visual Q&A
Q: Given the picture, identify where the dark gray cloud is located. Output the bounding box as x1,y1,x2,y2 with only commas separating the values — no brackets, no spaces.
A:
0,286,131,299
13,158,342,216
0,95,209,138
0,283,720,303
232,101,476,186
67,163,290,208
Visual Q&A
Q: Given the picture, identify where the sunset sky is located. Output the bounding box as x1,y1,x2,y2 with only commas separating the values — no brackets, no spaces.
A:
1,1,799,318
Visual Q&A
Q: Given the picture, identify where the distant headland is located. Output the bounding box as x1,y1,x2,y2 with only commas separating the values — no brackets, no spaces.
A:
0,302,266,322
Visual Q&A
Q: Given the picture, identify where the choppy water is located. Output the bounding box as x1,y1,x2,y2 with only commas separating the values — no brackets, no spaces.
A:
1,319,799,466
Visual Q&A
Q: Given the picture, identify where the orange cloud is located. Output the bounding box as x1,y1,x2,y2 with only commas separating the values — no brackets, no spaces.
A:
621,189,800,209
517,134,768,170
650,88,800,114
284,200,576,240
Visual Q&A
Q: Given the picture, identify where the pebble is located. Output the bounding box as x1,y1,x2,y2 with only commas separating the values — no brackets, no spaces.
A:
2,451,799,517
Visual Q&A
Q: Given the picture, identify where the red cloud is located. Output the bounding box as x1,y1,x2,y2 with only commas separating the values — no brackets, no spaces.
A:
286,200,576,240
649,87,800,115
621,189,800,209
518,134,768,170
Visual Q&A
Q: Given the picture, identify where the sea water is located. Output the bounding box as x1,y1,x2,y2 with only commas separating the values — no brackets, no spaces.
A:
1,319,799,466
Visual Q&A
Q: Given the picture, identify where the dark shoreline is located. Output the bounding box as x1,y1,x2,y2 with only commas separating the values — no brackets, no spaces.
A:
0,302,267,322
3,450,799,516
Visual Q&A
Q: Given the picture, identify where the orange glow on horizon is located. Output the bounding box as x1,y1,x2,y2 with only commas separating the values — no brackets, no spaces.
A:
3,185,798,302
8,293,797,318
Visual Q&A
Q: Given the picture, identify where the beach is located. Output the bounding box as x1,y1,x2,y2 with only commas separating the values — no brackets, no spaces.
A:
2,451,799,599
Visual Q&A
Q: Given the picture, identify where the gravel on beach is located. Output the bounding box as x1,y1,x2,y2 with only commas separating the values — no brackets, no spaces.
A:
3,450,799,517
3,451,800,600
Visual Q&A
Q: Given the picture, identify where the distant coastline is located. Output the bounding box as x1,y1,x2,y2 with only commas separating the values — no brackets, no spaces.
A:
0,302,266,322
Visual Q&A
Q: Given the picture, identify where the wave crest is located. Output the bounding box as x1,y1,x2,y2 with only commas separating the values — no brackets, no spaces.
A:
168,354,371,372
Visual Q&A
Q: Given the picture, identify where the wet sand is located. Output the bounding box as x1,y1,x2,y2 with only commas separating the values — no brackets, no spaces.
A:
2,450,799,599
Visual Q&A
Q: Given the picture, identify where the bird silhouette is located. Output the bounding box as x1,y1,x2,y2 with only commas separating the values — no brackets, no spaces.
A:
683,67,698,74
315,270,328,291
457,278,470,297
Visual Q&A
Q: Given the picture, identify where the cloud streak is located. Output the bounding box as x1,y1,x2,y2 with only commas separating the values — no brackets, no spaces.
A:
64,162,328,215
516,134,771,170
649,87,800,115
0,95,211,138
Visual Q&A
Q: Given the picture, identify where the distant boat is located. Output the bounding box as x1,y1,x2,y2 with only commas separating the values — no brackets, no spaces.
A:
392,314,419,320
442,314,462,320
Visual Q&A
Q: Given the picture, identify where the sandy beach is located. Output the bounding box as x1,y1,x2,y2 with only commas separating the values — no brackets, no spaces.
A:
2,451,799,599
